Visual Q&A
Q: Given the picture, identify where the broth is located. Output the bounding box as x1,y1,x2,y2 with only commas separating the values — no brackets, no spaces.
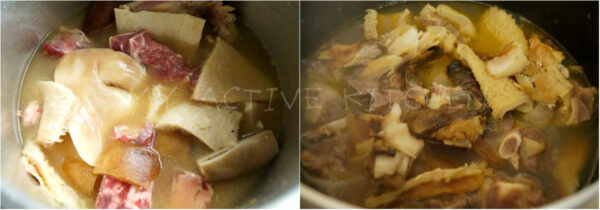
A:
301,1,598,208
19,3,284,208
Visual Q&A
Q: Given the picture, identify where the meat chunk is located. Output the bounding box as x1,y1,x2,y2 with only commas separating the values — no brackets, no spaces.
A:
446,59,484,105
562,82,598,125
128,1,238,42
197,130,279,181
170,170,213,209
431,115,484,148
360,55,404,79
110,30,195,81
95,123,156,209
363,9,378,40
416,4,475,42
402,106,482,139
318,41,382,69
54,49,146,166
112,123,155,147
485,42,528,78
18,100,42,127
35,82,77,145
95,175,153,209
497,129,522,169
43,26,91,57
480,173,545,208
427,83,463,110
454,43,533,118
301,118,351,179
378,104,424,158
115,5,206,60
365,162,487,208
156,102,242,151
517,35,573,105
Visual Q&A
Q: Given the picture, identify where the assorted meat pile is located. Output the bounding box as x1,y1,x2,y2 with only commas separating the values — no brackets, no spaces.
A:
20,1,279,209
302,4,597,208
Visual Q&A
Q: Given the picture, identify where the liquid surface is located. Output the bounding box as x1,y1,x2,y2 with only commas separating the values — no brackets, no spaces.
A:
19,4,284,208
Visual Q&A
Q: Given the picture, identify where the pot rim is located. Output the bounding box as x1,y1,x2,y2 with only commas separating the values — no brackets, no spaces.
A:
300,181,599,208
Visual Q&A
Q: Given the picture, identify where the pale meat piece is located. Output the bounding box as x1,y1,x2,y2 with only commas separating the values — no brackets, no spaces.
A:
66,100,102,166
22,143,94,208
18,100,41,127
373,152,411,179
318,41,382,69
35,81,77,145
360,55,404,79
54,48,145,166
517,35,573,105
197,130,279,181
454,43,533,118
365,162,487,208
416,4,475,42
170,170,214,209
431,115,485,149
485,42,528,78
156,102,242,151
378,104,424,158
115,5,206,60
191,38,275,103
363,9,378,40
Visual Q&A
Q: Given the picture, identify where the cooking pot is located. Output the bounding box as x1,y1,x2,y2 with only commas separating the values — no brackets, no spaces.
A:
300,1,598,208
1,1,299,208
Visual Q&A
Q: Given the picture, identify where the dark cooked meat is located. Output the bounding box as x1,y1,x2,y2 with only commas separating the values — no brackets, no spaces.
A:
110,31,195,81
82,2,118,35
381,46,444,90
564,82,598,125
447,59,485,105
43,27,91,56
301,118,353,179
401,105,483,139
301,132,352,179
472,140,503,167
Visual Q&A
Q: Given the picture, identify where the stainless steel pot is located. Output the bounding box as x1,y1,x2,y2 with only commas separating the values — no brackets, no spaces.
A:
300,1,599,208
1,1,299,208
